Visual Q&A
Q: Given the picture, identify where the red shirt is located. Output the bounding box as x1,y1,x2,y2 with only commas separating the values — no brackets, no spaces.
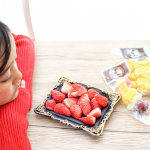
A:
0,34,35,150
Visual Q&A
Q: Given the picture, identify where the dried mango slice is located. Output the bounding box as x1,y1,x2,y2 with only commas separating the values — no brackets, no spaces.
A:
128,72,137,81
123,88,137,101
127,60,134,72
128,59,150,92
116,78,128,96
121,88,137,105
131,81,137,88
116,78,125,87
136,79,149,92
134,60,148,67
147,84,150,91
133,78,149,92
116,82,128,96
134,62,142,69
134,66,148,77
137,86,147,92
140,70,150,79
118,82,128,93
122,60,150,93
146,61,150,67
136,77,150,84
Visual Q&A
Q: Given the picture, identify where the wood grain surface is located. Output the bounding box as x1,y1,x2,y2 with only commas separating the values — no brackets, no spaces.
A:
28,41,150,150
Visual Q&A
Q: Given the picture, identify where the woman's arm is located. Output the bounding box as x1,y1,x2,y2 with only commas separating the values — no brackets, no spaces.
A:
12,33,35,110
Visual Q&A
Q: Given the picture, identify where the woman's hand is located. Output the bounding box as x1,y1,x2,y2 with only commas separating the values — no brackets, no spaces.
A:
20,80,25,88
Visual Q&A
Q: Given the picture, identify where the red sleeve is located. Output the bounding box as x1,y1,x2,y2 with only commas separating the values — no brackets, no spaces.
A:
12,33,35,110
0,88,31,149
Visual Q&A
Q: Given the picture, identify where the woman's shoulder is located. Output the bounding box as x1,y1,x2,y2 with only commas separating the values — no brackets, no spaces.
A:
12,33,34,45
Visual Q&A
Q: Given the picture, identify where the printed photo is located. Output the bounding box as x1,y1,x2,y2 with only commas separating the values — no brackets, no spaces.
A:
101,61,131,86
120,48,148,59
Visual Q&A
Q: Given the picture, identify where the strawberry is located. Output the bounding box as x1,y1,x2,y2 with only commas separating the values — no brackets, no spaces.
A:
79,116,96,125
51,90,65,103
61,81,72,94
77,94,90,105
90,98,102,109
45,99,56,110
63,98,78,108
62,100,65,104
88,89,99,100
87,108,101,118
54,103,71,116
78,99,91,116
72,84,87,97
68,86,78,98
95,94,109,107
70,104,82,119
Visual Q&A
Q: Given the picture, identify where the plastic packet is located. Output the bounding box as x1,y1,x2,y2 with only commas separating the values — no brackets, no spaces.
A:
111,46,150,95
101,61,150,125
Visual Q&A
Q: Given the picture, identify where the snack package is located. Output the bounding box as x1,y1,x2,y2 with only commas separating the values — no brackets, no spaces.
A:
101,60,150,125
111,47,150,95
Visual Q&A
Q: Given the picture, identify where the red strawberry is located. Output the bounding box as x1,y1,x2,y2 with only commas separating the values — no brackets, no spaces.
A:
79,116,96,125
90,98,102,109
45,99,56,110
61,81,72,94
63,98,78,108
51,90,65,103
54,103,71,116
88,89,99,100
95,94,109,107
62,100,65,104
78,99,91,116
87,108,101,118
70,104,82,119
72,84,87,97
68,86,78,98
77,94,90,105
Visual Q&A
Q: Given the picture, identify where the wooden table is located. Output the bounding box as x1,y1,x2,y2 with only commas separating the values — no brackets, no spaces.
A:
28,41,150,150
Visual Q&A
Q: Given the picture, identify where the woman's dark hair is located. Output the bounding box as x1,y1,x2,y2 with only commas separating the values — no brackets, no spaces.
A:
0,21,11,76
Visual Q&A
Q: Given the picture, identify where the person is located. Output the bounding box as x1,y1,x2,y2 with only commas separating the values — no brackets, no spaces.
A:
0,21,35,150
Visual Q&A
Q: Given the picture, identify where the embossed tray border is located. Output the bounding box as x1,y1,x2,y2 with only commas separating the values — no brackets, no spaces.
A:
34,77,120,136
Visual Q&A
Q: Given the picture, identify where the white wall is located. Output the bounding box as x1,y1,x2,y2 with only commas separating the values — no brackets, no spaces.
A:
0,0,28,36
1,0,150,41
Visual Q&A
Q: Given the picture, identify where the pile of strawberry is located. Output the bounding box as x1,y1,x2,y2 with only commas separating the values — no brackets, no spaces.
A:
45,81,109,125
